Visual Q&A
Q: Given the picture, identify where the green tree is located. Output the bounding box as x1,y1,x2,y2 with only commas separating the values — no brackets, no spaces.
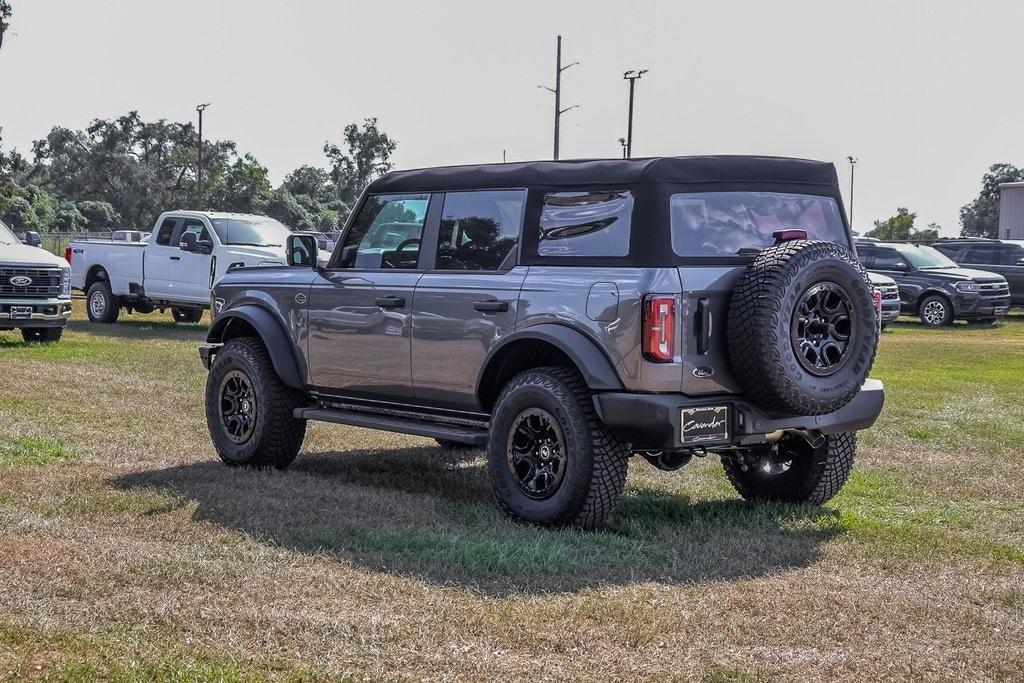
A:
959,163,1024,237
76,200,120,230
867,207,938,243
324,117,397,207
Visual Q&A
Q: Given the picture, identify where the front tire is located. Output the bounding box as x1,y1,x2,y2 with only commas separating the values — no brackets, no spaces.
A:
21,327,63,343
487,367,629,530
919,294,952,327
205,337,307,469
722,432,856,505
172,307,203,324
86,281,120,323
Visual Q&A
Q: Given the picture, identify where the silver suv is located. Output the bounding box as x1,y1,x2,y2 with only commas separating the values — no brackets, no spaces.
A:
200,156,884,529
0,219,72,342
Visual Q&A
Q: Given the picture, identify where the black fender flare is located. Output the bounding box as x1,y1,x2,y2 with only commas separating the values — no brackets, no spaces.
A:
475,323,624,405
206,304,305,389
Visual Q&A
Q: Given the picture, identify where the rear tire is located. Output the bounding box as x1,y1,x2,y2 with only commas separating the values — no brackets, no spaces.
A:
21,327,63,343
487,366,629,530
172,307,203,324
205,337,307,469
86,281,120,323
918,294,952,327
722,432,856,505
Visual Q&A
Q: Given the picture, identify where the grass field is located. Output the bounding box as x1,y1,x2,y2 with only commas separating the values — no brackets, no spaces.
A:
1,307,1023,681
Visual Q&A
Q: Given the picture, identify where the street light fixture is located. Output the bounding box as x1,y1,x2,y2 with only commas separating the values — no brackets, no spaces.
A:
196,103,210,207
623,69,648,158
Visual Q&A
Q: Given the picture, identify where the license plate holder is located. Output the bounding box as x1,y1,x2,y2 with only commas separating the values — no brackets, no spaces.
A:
680,405,730,445
994,306,1009,316
10,306,32,320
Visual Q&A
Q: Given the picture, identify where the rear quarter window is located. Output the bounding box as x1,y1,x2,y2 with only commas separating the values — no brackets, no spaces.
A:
538,190,633,257
670,192,848,257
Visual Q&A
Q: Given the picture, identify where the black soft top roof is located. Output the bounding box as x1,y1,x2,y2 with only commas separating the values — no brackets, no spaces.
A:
368,155,839,194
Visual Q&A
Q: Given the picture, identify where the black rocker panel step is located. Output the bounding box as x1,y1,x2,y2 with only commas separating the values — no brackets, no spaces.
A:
295,407,489,446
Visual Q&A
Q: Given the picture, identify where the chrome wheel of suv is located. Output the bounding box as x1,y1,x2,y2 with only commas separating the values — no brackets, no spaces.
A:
921,299,946,326
219,369,258,444
791,281,855,377
507,408,567,499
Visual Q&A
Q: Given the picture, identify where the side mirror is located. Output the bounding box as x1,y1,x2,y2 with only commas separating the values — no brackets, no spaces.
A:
894,261,910,272
180,232,199,252
22,231,41,248
1016,258,1024,266
286,233,318,267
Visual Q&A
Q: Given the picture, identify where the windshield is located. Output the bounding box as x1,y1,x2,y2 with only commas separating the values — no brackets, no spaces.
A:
208,216,293,246
0,219,18,245
890,243,957,269
670,191,848,257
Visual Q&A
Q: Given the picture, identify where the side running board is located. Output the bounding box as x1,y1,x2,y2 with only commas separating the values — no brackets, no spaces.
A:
294,407,489,446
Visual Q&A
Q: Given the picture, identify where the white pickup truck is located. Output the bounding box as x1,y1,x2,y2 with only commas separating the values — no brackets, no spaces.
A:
69,211,324,323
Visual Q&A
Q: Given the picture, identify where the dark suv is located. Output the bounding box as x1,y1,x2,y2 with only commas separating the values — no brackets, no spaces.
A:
932,238,1024,307
855,239,1010,327
200,156,884,529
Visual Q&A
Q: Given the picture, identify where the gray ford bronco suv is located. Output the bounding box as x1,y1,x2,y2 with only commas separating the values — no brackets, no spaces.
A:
200,156,884,529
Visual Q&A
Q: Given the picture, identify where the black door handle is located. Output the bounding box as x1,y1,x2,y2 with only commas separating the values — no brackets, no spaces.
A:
375,296,406,308
695,297,712,355
169,256,181,261
474,300,508,312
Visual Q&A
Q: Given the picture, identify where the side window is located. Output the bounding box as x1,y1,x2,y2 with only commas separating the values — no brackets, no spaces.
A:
964,245,1000,264
338,194,429,269
436,190,525,271
1005,245,1024,265
873,248,906,270
180,219,212,246
155,218,178,246
539,190,633,257
856,247,875,269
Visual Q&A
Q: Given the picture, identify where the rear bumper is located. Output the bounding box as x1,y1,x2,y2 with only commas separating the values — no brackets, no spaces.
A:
0,299,73,329
594,379,885,450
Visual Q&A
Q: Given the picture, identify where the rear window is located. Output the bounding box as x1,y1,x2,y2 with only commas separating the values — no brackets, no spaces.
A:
538,190,633,257
670,192,847,257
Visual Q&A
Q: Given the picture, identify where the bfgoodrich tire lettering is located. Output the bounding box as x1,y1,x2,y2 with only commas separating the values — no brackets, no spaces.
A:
487,366,629,530
727,240,877,416
205,337,307,469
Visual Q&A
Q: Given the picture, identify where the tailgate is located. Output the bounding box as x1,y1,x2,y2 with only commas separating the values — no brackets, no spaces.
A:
676,265,745,395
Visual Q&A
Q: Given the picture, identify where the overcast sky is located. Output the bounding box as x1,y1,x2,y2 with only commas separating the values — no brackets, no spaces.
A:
3,0,1022,234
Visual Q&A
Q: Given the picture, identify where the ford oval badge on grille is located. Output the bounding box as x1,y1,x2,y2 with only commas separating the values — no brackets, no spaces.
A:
9,275,32,287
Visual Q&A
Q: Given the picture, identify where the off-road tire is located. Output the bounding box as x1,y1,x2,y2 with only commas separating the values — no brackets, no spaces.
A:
205,337,307,469
21,327,63,343
722,431,856,505
435,438,477,450
86,281,120,323
918,294,953,327
487,366,629,530
727,240,877,416
172,307,203,324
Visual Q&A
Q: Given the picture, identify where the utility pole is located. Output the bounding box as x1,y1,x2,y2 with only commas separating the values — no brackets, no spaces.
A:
847,155,858,230
623,70,648,158
196,103,210,207
539,35,578,160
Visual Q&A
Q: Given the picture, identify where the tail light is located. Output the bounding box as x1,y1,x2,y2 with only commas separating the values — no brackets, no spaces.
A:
642,295,676,362
64,246,72,263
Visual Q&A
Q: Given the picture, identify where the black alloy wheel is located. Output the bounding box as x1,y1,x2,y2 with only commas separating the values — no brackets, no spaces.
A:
219,369,258,444
506,407,567,500
790,281,855,377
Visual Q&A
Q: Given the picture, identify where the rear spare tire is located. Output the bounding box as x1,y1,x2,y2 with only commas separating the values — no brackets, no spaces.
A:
727,240,877,416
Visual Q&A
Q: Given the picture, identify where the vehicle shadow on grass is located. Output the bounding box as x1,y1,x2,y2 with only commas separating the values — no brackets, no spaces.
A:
112,446,841,596
68,317,209,342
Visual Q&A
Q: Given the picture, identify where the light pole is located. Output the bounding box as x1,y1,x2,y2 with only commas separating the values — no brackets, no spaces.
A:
196,103,210,207
539,35,578,160
847,155,857,230
623,69,648,158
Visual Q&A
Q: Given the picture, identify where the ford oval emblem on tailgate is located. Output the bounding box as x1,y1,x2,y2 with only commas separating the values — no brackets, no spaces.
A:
692,366,714,378
9,275,32,287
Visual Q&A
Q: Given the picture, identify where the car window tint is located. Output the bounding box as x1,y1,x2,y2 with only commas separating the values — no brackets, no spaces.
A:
856,247,875,268
436,190,525,270
670,191,847,256
963,245,1001,264
872,248,906,270
155,218,177,246
538,191,632,257
1004,244,1024,265
338,194,429,269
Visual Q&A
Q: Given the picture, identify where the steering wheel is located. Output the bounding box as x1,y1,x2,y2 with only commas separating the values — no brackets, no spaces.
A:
385,238,421,268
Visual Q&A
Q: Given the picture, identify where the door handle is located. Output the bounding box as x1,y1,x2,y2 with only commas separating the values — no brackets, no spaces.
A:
695,298,712,355
375,296,406,308
474,300,508,312
169,256,181,261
